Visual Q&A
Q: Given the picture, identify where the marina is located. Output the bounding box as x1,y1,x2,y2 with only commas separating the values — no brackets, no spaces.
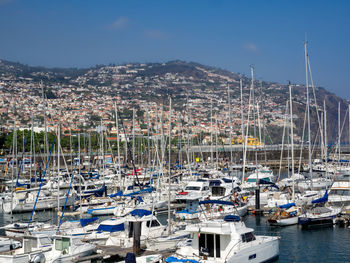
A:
1,1,350,262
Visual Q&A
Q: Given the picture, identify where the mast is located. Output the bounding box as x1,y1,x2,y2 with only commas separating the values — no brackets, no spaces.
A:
168,97,172,235
10,119,16,222
324,100,329,180
114,102,121,180
57,123,60,223
215,117,219,171
289,84,295,201
133,108,135,162
304,42,313,182
41,81,49,159
146,104,151,168
240,79,246,182
338,102,341,170
78,133,82,218
251,66,260,211
210,99,213,167
30,113,34,186
227,84,233,164
69,128,73,168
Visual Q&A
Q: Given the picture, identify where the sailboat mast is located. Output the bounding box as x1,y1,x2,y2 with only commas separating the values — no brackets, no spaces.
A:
251,66,260,211
250,67,258,176
210,99,213,167
114,102,121,179
133,108,135,162
30,113,34,185
146,104,151,168
227,84,233,164
215,117,219,171
338,102,341,170
168,97,172,235
41,81,49,158
10,119,16,222
289,84,295,201
78,133,82,218
57,123,60,223
240,79,246,182
324,100,329,179
304,42,313,181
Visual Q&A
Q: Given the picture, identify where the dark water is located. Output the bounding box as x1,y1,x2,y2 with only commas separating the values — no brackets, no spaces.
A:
1,211,349,263
243,215,350,263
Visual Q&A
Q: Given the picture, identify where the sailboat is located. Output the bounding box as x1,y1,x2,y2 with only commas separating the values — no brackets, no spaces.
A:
268,84,299,226
298,190,341,228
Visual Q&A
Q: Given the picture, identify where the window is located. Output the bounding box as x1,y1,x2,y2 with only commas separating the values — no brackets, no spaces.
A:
242,232,256,243
215,234,220,258
40,237,52,246
198,233,220,258
55,239,63,251
146,220,160,227
212,187,225,196
185,186,201,191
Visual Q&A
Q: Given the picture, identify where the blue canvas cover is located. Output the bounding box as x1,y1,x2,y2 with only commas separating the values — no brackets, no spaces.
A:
96,222,125,232
312,190,328,204
80,217,98,227
130,209,152,217
279,203,295,209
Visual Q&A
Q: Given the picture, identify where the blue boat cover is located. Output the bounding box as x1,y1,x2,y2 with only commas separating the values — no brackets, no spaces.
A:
312,190,328,204
80,217,98,227
96,222,125,232
109,190,123,198
224,215,240,222
83,185,106,197
199,200,235,206
279,203,295,209
130,209,152,217
166,257,198,263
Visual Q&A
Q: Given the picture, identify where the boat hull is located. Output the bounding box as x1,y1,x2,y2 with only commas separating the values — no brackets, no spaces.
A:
268,216,298,226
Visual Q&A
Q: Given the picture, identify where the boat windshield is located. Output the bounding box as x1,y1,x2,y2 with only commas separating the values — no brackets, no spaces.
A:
39,236,52,246
241,232,256,243
55,237,70,252
185,186,201,191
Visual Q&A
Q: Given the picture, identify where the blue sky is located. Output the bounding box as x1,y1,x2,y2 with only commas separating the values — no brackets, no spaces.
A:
0,0,349,98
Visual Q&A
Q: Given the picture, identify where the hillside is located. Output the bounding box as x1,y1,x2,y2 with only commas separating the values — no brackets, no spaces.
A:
0,59,348,144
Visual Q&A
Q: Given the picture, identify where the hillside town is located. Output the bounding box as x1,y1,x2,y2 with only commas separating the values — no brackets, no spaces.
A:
0,60,307,145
